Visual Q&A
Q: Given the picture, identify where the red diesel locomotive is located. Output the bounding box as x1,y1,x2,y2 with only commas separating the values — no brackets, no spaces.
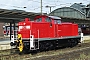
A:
10,15,81,52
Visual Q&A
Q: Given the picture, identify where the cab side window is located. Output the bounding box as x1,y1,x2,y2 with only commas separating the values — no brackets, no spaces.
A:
54,20,61,24
36,18,42,22
45,17,51,22
57,20,61,24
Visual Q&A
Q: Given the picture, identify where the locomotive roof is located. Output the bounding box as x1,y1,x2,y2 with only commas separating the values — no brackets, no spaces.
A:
49,16,61,20
35,15,61,20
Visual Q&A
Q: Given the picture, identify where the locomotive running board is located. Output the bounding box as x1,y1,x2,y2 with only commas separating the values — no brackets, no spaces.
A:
34,35,81,41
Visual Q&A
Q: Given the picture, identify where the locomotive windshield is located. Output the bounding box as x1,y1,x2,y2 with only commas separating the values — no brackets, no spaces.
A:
35,18,42,22
45,17,52,22
49,16,61,24
54,19,61,24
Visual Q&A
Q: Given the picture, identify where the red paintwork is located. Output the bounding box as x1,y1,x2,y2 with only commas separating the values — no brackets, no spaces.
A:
18,15,78,39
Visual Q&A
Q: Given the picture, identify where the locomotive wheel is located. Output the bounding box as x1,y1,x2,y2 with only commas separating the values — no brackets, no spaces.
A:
39,43,45,51
68,39,78,48
23,44,31,54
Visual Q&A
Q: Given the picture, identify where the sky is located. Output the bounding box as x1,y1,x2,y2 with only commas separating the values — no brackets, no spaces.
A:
0,0,89,14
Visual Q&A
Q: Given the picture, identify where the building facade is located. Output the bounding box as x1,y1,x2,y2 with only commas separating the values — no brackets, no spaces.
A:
0,23,4,36
50,3,90,19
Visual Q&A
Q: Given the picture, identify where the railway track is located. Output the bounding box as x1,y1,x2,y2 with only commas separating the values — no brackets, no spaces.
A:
0,42,90,60
28,43,90,60
0,49,14,56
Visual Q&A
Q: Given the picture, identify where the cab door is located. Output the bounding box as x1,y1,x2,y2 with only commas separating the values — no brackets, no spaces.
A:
54,20,62,37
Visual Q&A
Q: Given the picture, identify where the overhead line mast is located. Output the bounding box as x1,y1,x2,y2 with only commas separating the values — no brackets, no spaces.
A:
41,0,42,15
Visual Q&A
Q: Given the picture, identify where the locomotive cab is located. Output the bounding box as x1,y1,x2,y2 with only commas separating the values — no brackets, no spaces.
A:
34,15,61,24
34,15,53,27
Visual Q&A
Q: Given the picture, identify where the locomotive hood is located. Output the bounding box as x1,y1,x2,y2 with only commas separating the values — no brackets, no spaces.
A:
18,18,31,26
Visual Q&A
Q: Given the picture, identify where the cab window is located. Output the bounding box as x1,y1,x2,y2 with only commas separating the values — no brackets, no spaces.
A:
54,19,61,24
36,18,42,22
45,17,51,22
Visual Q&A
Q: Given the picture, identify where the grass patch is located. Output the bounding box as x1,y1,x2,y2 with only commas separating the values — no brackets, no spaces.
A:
69,52,90,60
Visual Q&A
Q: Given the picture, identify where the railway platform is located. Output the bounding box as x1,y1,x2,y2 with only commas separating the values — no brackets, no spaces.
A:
0,38,11,50
83,35,90,40
0,44,11,50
